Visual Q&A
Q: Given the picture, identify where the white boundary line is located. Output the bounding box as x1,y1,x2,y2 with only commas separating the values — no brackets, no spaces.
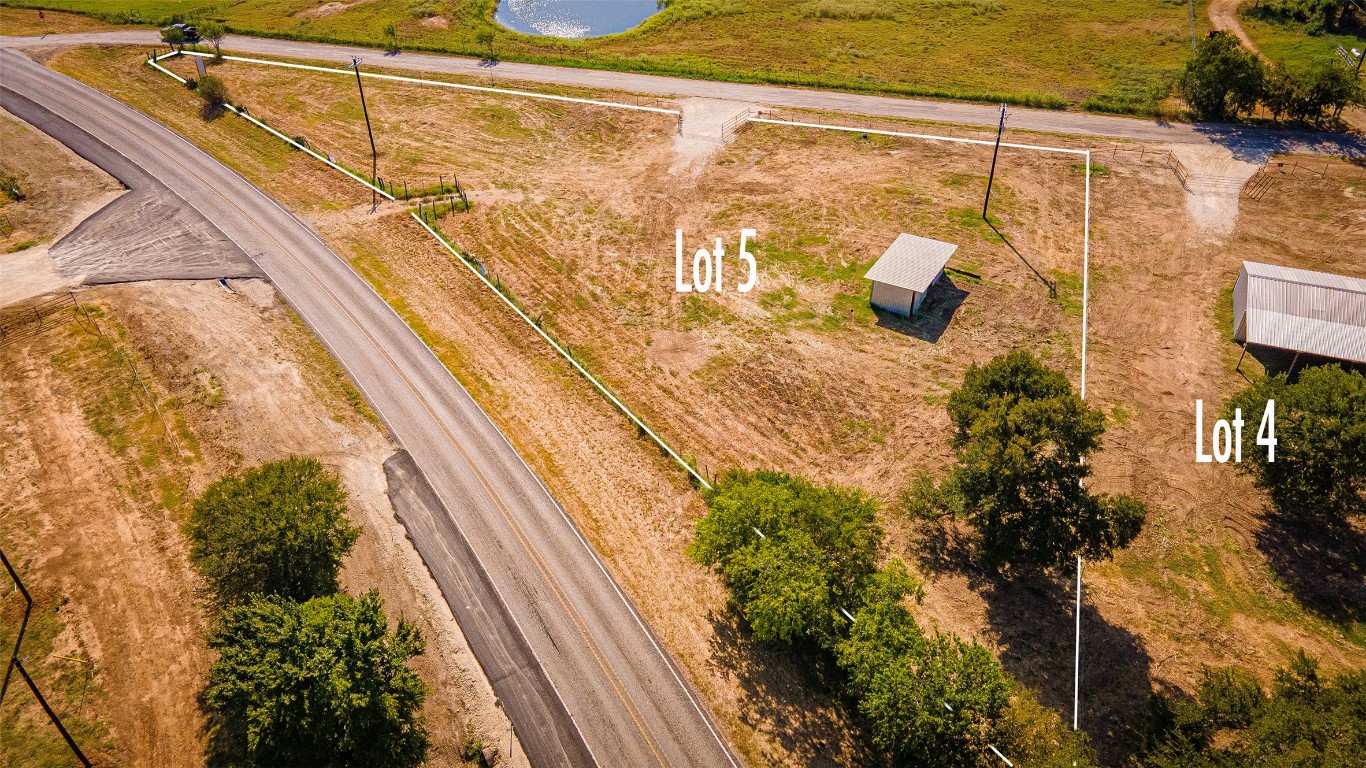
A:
149,52,396,200
177,49,681,117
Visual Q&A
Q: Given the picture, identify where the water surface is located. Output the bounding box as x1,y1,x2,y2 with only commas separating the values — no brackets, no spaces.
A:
495,0,661,39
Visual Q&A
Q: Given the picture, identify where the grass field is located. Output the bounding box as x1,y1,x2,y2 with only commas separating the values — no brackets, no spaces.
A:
1240,6,1366,70
2,0,1211,114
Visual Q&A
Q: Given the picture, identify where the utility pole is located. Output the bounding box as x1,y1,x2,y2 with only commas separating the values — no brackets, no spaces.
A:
1189,0,1197,52
350,56,379,213
982,103,1008,220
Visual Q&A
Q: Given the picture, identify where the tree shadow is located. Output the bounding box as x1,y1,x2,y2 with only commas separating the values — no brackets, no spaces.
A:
906,522,1155,764
199,689,245,768
976,572,1156,765
1191,122,1366,164
706,611,882,767
1256,504,1366,627
872,277,968,344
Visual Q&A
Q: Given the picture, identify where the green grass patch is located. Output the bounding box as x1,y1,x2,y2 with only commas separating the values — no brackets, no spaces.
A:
6,240,39,252
3,0,1214,111
1241,7,1366,72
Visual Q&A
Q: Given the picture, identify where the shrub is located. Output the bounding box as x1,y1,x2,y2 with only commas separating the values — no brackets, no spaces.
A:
195,74,232,119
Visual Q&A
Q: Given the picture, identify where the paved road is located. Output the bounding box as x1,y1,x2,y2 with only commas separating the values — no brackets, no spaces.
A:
0,48,738,768
3,29,1363,157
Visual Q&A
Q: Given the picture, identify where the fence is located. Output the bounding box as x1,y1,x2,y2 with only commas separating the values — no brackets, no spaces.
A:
720,109,753,141
0,292,77,347
1243,156,1366,199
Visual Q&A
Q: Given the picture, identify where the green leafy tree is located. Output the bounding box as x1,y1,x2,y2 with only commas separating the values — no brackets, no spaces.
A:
205,592,429,767
198,19,227,59
1178,32,1264,121
384,21,399,53
1301,59,1364,122
837,567,1010,767
690,470,884,642
1227,365,1366,519
937,350,1146,570
475,29,496,60
186,456,359,606
1147,652,1366,766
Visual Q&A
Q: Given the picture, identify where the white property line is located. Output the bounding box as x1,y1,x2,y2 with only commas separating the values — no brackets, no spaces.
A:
148,52,396,200
411,213,712,491
176,50,682,117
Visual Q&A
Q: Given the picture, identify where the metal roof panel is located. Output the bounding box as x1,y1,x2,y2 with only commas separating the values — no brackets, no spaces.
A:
864,233,957,293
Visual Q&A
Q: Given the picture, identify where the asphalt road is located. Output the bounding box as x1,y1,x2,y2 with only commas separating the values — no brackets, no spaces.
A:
3,29,1363,157
0,48,738,768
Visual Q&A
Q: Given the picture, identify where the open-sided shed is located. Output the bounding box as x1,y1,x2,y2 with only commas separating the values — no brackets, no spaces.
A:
1233,261,1366,365
864,233,957,316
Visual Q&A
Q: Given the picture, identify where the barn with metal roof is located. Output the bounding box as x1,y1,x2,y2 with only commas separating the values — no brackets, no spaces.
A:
864,233,958,316
1233,261,1366,365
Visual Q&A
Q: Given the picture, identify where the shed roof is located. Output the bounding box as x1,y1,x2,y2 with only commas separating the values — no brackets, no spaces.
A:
864,234,957,293
1238,261,1366,364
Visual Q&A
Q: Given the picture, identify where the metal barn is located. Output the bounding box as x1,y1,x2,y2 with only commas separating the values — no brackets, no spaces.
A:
1233,261,1366,365
864,234,958,316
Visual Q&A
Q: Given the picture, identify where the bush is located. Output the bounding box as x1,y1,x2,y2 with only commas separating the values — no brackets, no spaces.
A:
186,456,360,606
205,591,429,767
836,565,1010,767
690,470,885,643
195,73,232,119
1147,652,1366,765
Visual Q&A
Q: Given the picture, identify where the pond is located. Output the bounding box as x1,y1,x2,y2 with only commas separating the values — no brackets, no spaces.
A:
495,0,662,39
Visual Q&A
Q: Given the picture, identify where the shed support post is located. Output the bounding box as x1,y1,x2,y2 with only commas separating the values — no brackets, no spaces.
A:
1236,343,1247,373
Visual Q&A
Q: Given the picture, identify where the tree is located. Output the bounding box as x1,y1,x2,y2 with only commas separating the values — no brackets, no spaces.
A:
198,19,226,60
384,21,399,54
475,29,496,61
205,592,429,767
1178,32,1264,121
837,568,1010,767
936,350,1146,570
1301,59,1363,122
1226,365,1366,519
186,456,360,605
690,470,885,641
1146,653,1366,766
161,24,185,51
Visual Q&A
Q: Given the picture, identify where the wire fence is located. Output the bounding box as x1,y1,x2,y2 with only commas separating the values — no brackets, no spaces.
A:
0,293,77,347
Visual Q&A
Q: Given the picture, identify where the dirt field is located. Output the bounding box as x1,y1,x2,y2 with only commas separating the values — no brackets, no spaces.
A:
40,46,1366,766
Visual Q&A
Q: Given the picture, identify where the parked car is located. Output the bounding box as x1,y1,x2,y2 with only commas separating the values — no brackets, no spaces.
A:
163,22,200,42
